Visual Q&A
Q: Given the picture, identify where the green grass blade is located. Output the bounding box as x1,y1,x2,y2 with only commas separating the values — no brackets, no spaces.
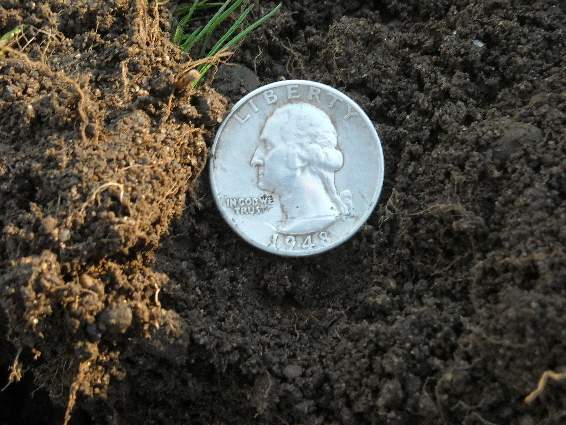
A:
173,1,206,44
180,25,204,51
199,2,230,9
173,0,281,87
183,0,238,54
191,0,254,55
195,63,214,84
0,25,24,46
174,2,198,43
173,24,185,44
191,6,253,82
197,0,249,50
199,1,253,56
206,4,253,57
174,3,195,16
174,2,225,15
192,2,281,86
221,3,281,51
212,0,248,29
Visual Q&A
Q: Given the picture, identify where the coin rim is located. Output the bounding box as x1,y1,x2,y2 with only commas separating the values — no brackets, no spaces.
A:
209,80,385,257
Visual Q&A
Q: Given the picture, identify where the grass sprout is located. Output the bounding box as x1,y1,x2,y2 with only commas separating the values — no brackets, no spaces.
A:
0,25,24,57
173,0,281,87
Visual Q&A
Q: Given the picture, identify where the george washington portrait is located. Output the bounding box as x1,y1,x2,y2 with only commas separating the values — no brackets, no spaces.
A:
251,103,352,234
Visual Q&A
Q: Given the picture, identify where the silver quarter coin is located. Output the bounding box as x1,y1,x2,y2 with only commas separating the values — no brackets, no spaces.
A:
210,80,384,256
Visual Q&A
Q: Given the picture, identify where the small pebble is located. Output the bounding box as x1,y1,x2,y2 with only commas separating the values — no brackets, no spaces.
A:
283,364,303,379
98,302,133,334
472,39,485,48
59,228,71,242
294,400,315,416
377,379,403,410
41,216,58,234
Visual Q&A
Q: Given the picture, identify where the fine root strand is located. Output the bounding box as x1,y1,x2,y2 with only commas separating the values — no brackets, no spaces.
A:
63,360,90,425
174,50,233,91
524,370,566,404
79,182,125,216
1,46,94,143
120,60,130,101
1,347,23,392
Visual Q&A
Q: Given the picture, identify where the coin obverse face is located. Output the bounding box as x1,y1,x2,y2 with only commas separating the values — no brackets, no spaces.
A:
210,80,384,257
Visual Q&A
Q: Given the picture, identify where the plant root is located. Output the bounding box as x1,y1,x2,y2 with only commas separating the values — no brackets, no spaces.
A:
0,347,23,392
63,360,90,425
132,0,161,47
120,60,130,102
1,46,95,143
174,50,233,91
524,370,566,404
78,182,125,215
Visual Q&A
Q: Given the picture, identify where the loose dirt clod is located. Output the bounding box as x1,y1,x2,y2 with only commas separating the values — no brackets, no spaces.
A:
0,0,226,423
97,302,133,335
2,46,94,143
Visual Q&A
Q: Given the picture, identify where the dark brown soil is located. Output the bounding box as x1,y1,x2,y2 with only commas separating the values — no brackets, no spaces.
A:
1,1,566,425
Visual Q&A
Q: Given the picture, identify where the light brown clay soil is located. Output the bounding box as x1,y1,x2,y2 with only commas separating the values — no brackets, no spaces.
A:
1,1,566,425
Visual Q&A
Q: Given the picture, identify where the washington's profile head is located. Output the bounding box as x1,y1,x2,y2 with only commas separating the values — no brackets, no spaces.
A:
251,102,352,234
